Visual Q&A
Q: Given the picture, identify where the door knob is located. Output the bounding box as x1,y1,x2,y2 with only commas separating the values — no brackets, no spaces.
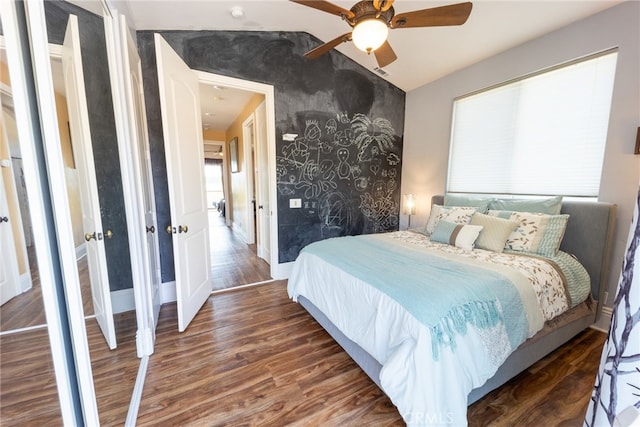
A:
146,225,155,233
258,205,264,210
85,232,96,242
167,225,188,234
105,229,113,239
0,216,8,223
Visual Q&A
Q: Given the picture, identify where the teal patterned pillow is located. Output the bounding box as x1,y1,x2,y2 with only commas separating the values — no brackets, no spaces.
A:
488,210,570,256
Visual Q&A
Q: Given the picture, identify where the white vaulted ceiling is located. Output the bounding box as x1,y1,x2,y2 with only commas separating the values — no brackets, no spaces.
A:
120,0,623,92
82,0,624,130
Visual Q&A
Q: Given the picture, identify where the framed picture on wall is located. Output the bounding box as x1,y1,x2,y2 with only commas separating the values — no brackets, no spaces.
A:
229,137,239,173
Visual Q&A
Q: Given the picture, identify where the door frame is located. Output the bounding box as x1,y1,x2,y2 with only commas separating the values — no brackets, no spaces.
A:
103,12,158,357
203,139,230,226
194,70,280,278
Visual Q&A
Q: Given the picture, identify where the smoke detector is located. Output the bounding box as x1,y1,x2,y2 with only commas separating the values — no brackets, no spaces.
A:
230,6,244,19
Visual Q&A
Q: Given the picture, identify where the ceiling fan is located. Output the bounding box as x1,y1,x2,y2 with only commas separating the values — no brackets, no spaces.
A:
291,0,473,68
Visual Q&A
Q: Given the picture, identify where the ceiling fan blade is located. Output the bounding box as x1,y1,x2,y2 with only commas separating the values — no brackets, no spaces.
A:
304,32,352,59
374,41,397,68
289,0,355,19
392,2,472,28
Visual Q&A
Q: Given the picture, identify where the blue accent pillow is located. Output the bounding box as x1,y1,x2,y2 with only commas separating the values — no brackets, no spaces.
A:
431,220,483,251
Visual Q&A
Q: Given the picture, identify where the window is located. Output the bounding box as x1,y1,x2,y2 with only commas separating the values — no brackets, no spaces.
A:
447,50,618,197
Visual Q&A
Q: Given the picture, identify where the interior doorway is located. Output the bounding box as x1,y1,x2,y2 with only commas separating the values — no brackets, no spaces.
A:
199,82,272,292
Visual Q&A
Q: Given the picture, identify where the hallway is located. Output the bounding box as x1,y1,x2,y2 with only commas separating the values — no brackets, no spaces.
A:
209,210,271,291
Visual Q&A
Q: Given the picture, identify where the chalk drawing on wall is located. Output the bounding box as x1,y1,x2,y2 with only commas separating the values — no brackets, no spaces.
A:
277,110,401,237
318,191,354,238
360,179,399,232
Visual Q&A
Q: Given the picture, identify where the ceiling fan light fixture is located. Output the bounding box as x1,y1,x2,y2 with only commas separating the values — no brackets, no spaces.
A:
352,18,388,53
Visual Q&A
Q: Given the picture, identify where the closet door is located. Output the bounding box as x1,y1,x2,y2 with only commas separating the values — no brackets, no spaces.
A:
255,101,271,264
63,15,116,349
119,14,162,341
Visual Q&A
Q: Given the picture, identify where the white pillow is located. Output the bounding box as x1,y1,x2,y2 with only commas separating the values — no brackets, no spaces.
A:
488,210,569,256
425,205,477,234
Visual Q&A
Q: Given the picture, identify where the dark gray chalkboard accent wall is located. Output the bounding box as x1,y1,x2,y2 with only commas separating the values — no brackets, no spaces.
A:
44,1,133,292
137,30,405,279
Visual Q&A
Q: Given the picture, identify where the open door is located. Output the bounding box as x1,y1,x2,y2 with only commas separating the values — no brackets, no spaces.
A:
155,34,211,332
121,15,161,334
0,169,20,305
63,15,117,349
255,101,271,264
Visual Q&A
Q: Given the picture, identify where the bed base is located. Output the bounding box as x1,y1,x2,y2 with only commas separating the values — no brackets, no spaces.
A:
296,197,616,408
299,295,596,405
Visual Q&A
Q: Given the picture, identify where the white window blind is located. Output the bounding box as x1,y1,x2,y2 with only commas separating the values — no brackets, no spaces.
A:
447,50,618,197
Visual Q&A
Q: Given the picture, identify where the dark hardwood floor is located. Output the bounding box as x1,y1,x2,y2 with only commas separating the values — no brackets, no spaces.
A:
1,278,607,426
0,246,93,331
468,326,605,426
209,211,272,291
137,281,402,426
136,281,606,426
0,310,139,426
2,228,606,426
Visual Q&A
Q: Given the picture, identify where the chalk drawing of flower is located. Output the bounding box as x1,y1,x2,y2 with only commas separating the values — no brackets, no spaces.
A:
351,113,396,162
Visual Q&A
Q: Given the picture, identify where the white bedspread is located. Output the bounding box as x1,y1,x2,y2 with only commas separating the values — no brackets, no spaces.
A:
287,231,571,426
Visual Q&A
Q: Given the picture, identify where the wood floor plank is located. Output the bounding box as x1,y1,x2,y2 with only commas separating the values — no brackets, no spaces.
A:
209,212,272,291
468,328,605,426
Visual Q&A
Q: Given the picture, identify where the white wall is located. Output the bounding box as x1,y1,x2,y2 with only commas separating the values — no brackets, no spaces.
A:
402,1,640,311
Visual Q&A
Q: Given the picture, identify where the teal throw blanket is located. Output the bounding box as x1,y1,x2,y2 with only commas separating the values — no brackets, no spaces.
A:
302,234,529,359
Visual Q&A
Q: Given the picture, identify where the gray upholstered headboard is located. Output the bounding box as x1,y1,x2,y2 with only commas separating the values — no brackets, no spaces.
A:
431,196,617,312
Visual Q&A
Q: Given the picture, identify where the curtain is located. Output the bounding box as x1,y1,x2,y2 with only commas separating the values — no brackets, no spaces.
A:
585,187,640,426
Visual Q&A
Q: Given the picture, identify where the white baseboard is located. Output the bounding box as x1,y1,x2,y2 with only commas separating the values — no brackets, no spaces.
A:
272,261,293,280
111,288,135,314
19,272,32,293
76,243,87,260
159,261,292,305
125,355,148,427
591,306,613,333
232,221,248,244
160,280,177,304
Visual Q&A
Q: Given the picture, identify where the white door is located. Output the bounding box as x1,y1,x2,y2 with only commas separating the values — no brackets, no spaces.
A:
122,16,161,330
0,168,20,305
243,117,256,245
255,102,271,264
155,34,211,332
63,15,117,349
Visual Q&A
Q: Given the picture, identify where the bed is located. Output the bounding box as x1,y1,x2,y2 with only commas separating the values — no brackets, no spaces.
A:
287,195,616,426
